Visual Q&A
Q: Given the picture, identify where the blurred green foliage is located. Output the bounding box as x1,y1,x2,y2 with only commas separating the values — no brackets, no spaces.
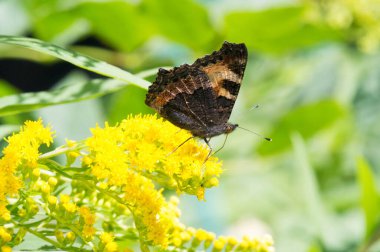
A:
1,0,380,251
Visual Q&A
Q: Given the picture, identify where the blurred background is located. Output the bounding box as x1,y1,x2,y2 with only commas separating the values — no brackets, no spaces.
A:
1,0,380,251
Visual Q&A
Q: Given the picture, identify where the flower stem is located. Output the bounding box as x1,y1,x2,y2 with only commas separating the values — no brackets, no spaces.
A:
39,142,86,159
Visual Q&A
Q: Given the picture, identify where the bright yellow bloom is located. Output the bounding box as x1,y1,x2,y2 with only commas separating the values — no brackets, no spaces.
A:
213,238,226,250
79,206,95,225
100,232,118,252
104,241,118,252
195,229,211,241
0,119,53,217
100,232,114,244
48,195,57,205
84,114,224,247
59,194,70,204
1,212,10,221
86,114,222,198
0,227,12,242
48,177,58,187
32,168,40,177
82,225,96,240
78,207,96,240
169,225,274,252
66,231,76,242
1,246,11,252
63,202,77,213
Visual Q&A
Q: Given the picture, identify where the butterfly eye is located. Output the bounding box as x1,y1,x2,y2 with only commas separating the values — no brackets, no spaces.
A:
159,68,169,74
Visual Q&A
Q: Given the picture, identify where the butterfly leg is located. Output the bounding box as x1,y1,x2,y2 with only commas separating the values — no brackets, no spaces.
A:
203,138,213,164
212,134,229,156
167,136,194,156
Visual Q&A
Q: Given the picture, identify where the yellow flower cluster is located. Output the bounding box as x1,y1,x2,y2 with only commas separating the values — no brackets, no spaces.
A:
87,130,179,247
52,195,96,242
84,114,223,246
0,118,275,251
86,114,222,198
0,226,11,243
169,226,274,251
0,119,53,218
100,232,118,252
79,206,96,240
85,115,223,192
304,0,380,53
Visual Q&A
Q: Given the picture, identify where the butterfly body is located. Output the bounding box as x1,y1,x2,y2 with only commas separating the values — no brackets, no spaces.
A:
145,41,247,139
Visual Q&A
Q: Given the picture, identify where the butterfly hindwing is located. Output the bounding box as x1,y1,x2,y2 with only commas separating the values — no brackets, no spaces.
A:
146,65,216,132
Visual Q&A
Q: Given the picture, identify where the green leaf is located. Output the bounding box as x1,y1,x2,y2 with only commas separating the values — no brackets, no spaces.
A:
76,1,152,51
224,6,341,54
141,0,216,50
107,85,153,124
357,157,380,238
0,35,151,89
0,79,127,116
0,65,160,117
291,132,328,241
257,100,347,155
33,11,82,43
0,79,18,97
0,125,20,139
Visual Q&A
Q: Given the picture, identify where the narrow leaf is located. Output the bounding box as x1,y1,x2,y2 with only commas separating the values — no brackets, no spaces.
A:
0,35,151,89
0,79,126,116
357,156,380,238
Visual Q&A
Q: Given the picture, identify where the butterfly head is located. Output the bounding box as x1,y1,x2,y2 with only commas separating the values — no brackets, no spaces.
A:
192,122,238,138
224,123,238,134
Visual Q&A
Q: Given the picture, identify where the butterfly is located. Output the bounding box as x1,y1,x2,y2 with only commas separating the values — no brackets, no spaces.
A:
145,41,248,146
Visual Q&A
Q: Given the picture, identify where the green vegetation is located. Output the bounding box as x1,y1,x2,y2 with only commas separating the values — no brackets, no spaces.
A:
0,0,379,251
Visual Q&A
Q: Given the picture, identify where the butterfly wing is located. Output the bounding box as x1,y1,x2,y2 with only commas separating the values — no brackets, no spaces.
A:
145,64,215,134
192,41,248,123
145,41,248,137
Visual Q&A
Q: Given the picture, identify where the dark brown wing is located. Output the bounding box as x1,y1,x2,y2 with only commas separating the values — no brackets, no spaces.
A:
192,41,248,123
145,41,248,137
146,64,214,132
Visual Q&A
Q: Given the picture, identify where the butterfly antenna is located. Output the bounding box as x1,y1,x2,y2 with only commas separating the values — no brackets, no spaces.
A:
167,136,194,156
249,104,260,111
237,126,272,141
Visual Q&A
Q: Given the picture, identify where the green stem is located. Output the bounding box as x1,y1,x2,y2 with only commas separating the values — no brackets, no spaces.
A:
39,142,86,159
80,180,150,250
20,225,63,249
39,149,150,250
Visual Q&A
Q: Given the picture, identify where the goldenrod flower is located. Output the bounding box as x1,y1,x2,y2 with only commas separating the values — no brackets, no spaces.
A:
79,206,96,240
100,232,118,252
82,225,96,240
84,115,223,247
1,246,11,252
100,232,114,244
104,242,118,252
0,119,53,217
86,114,222,198
0,227,12,242
79,206,95,226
